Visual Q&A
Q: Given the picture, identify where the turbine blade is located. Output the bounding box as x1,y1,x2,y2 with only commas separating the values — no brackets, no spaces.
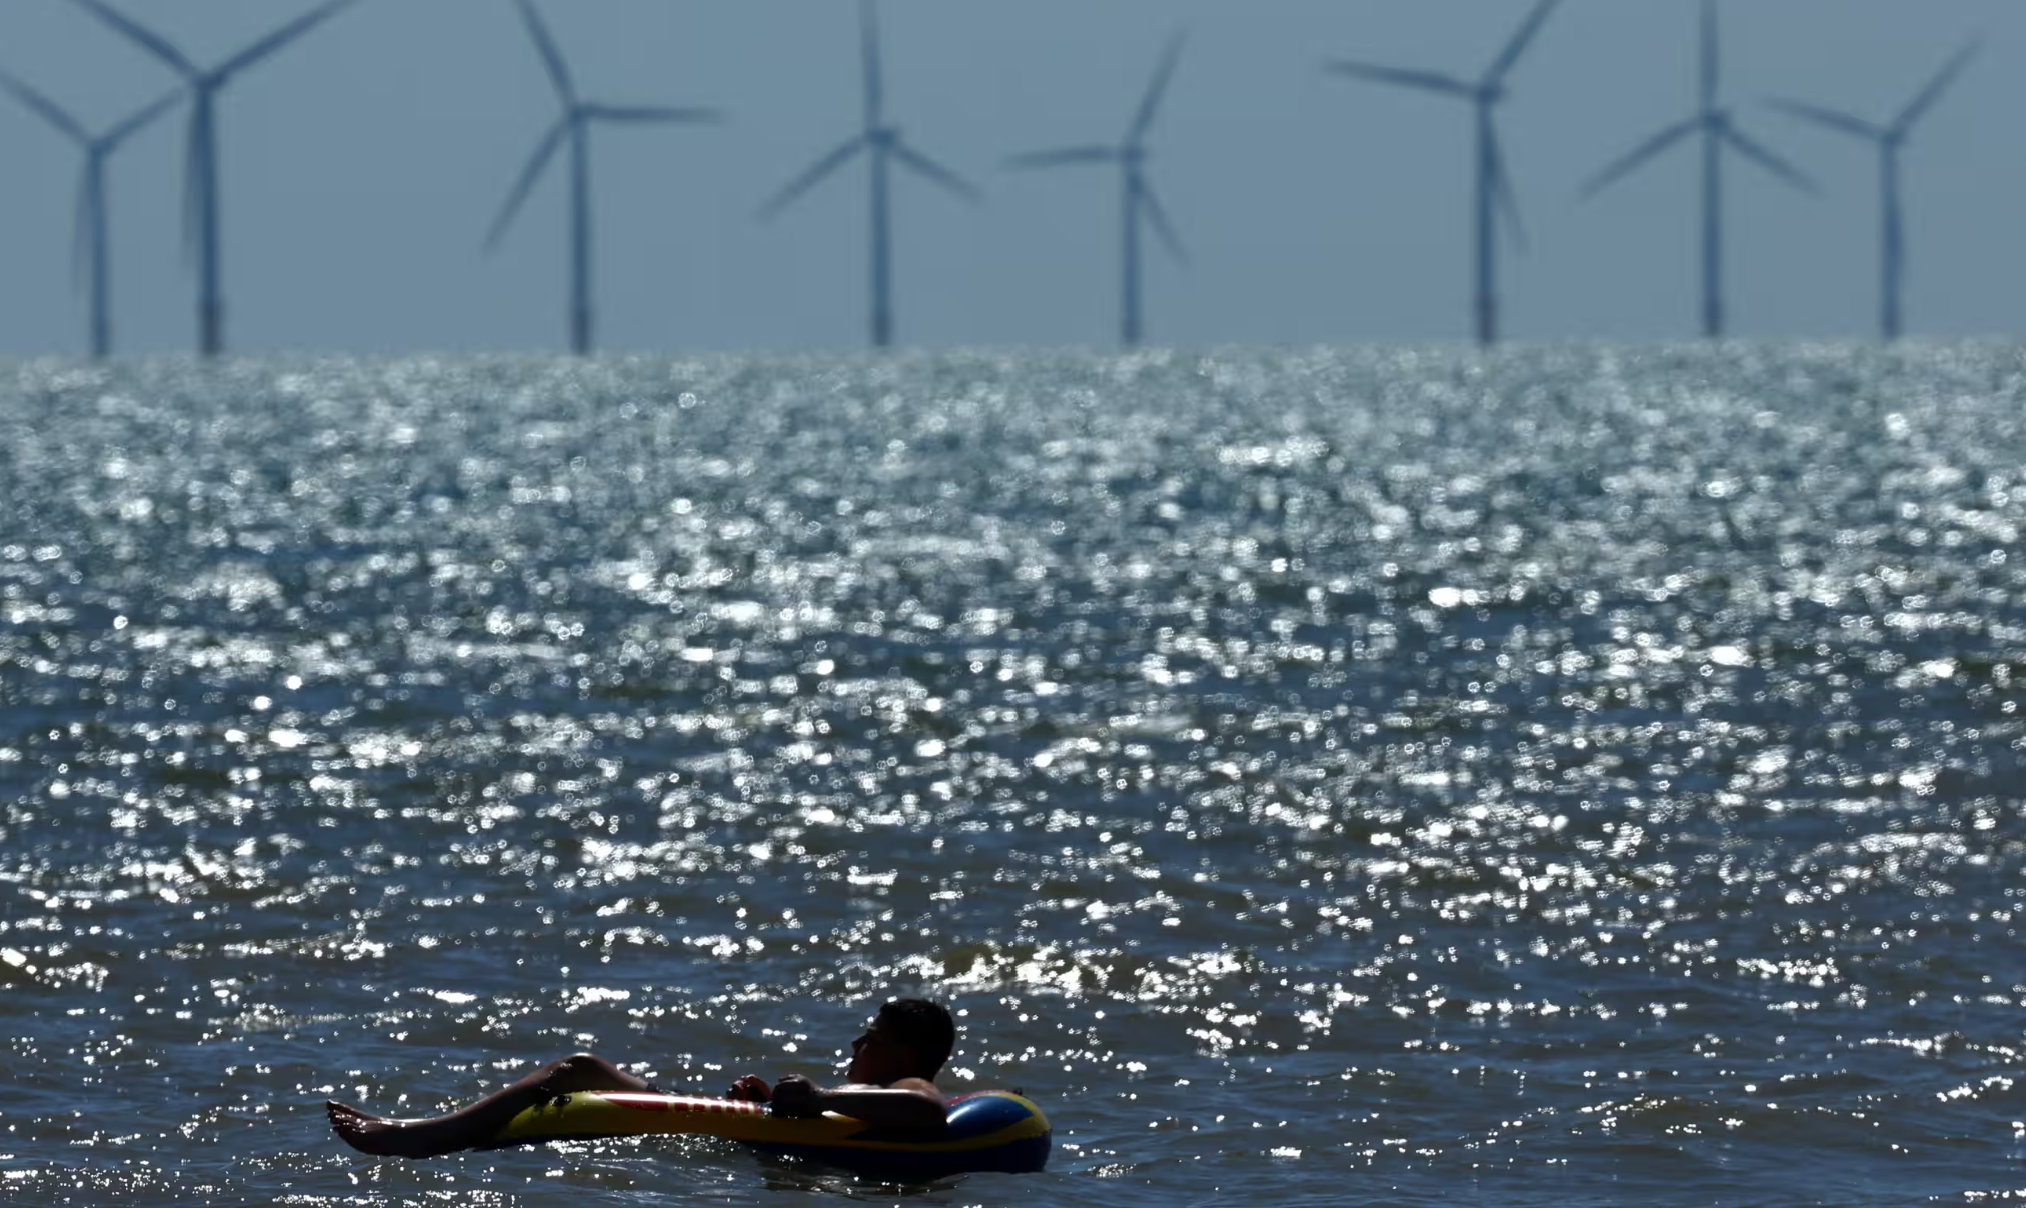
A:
1701,0,1719,111
1487,127,1527,251
484,119,570,250
105,87,183,148
1139,181,1188,265
584,104,722,125
861,0,883,130
1129,31,1187,144
892,141,981,202
0,68,90,142
218,0,358,81
757,136,865,220
1323,59,1473,98
1894,40,1977,133
1004,145,1117,170
511,0,575,103
1724,126,1816,194
70,0,197,77
1767,98,1884,142
1487,0,1560,84
1580,118,1697,200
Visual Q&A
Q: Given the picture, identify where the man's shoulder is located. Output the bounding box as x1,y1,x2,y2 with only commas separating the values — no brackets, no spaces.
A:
884,1076,942,1098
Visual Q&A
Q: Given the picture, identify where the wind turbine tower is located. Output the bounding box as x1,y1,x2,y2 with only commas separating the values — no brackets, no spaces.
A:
1771,42,1978,340
72,0,358,357
1006,33,1190,348
0,70,178,358
760,0,980,349
1325,0,1559,346
487,0,720,355
1582,0,1814,340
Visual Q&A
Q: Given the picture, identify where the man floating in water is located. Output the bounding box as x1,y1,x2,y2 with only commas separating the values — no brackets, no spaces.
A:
326,997,954,1158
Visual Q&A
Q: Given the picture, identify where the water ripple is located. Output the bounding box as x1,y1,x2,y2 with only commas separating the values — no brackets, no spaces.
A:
1,344,2023,1205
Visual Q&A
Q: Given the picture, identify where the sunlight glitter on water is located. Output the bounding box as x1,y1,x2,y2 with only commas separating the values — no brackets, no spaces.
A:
1,344,2024,1205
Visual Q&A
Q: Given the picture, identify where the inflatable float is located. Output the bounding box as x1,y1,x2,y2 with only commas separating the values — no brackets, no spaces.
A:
486,1088,1050,1179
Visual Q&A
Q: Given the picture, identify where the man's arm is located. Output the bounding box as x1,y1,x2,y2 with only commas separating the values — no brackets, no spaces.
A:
767,1075,945,1130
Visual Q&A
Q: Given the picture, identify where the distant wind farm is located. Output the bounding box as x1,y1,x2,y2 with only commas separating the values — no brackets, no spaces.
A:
0,0,2007,356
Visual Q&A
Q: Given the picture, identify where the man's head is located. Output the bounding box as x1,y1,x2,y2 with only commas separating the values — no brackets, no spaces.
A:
845,998,956,1084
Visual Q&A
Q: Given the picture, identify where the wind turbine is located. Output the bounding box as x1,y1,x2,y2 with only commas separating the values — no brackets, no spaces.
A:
1582,0,1814,340
1770,42,1978,341
1007,33,1189,348
0,70,179,358
1325,0,1559,346
759,0,980,349
487,0,720,355
71,0,359,358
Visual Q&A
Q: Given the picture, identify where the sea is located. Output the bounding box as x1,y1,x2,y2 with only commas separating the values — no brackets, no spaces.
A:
1,344,2022,1207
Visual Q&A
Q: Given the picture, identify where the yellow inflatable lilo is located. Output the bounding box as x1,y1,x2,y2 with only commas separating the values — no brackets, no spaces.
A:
487,1088,1051,1178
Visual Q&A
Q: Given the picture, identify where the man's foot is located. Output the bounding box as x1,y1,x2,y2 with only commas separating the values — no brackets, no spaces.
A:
326,1100,458,1159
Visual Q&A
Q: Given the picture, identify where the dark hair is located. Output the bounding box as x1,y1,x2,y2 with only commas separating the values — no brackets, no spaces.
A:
878,998,956,1074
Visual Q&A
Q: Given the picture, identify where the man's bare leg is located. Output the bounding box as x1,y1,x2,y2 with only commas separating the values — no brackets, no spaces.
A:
327,1052,654,1158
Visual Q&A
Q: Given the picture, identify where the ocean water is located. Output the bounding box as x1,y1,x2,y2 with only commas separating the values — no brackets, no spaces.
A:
1,344,2023,1207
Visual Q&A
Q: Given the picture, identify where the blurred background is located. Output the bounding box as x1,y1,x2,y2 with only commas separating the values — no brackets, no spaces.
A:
0,0,2019,356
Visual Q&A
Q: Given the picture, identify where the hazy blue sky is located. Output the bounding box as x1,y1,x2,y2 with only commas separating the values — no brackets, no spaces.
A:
0,0,2019,356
